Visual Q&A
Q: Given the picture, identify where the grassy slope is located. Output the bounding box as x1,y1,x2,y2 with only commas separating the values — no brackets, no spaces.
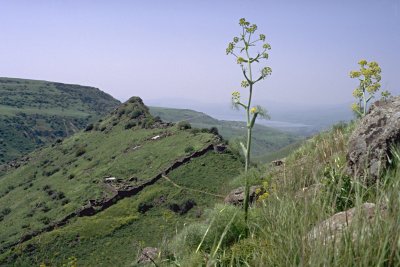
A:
0,77,120,163
168,122,400,266
0,98,243,266
4,152,242,266
150,106,303,162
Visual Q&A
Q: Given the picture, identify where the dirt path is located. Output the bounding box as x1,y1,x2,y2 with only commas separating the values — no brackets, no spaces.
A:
162,174,224,198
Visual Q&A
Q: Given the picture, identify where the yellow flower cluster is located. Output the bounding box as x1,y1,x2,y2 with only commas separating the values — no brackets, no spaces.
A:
351,103,360,113
232,91,240,103
352,88,363,98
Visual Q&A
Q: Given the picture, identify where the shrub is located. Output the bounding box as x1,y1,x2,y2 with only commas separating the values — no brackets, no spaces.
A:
39,216,51,225
189,128,200,135
61,198,70,205
1,207,11,216
125,121,136,129
84,123,94,131
154,116,162,122
171,204,246,256
138,202,154,214
141,118,155,129
75,146,86,157
130,110,142,119
184,146,195,154
177,121,191,130
209,127,219,135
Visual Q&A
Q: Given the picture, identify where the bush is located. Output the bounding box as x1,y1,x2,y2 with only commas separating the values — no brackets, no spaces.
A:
177,121,191,130
130,110,142,119
171,204,246,255
39,216,51,225
75,146,86,157
184,146,195,154
141,118,156,129
1,207,11,216
84,123,94,132
189,128,200,135
125,121,136,129
209,127,219,135
138,202,154,214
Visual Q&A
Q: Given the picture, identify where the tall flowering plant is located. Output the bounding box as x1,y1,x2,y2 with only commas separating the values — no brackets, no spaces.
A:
226,18,271,222
350,60,383,117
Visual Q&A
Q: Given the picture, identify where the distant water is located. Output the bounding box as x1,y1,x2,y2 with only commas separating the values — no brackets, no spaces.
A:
208,113,311,128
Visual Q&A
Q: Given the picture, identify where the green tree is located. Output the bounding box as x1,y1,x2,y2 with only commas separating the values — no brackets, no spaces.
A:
226,18,271,222
350,60,382,117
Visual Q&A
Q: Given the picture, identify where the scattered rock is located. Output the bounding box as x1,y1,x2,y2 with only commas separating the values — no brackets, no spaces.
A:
347,96,400,185
0,156,30,172
104,177,117,182
137,247,159,264
271,159,285,167
307,203,386,245
153,195,167,206
213,144,226,153
151,135,161,140
224,186,262,206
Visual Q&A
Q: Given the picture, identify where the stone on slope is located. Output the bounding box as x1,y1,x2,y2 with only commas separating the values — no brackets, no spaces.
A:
224,186,262,206
137,247,160,264
347,96,400,185
307,203,386,245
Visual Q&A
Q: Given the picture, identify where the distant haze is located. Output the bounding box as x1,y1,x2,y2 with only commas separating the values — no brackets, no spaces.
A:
1,0,399,108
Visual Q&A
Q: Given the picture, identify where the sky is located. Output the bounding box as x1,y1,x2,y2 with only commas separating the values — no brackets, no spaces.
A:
1,0,399,108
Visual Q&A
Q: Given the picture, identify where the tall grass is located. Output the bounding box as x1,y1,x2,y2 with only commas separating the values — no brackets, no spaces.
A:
163,122,400,266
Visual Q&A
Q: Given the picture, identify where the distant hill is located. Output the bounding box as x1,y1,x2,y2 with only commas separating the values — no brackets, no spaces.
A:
0,97,243,266
0,78,120,162
145,97,354,133
149,106,304,162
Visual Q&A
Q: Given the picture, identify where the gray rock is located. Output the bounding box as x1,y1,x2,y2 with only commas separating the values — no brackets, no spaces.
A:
213,144,227,153
271,159,285,167
347,96,400,185
224,186,262,206
137,247,159,264
307,203,386,245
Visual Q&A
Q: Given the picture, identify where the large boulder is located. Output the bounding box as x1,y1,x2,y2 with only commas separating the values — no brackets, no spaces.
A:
224,186,261,206
347,97,400,185
307,203,385,245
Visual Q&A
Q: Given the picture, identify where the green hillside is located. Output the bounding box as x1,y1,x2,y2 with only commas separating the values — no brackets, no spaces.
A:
133,121,400,267
0,78,120,163
150,106,303,162
0,97,243,266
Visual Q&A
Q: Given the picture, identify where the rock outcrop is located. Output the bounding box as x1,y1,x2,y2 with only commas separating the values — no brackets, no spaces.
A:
307,203,386,244
347,97,400,185
224,186,261,206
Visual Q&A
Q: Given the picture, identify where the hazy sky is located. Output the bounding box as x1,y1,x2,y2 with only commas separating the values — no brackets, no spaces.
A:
1,0,399,107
